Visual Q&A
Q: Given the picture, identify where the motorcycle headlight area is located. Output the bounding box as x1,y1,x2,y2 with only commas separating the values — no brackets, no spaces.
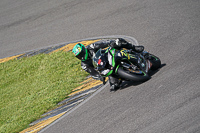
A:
100,69,111,76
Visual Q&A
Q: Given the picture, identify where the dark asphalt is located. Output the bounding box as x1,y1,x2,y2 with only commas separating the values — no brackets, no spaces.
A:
0,0,200,133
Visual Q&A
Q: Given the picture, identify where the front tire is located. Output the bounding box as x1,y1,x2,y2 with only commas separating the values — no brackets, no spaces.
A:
116,67,150,82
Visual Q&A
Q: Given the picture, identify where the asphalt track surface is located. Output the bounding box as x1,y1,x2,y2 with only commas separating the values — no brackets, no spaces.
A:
1,0,200,133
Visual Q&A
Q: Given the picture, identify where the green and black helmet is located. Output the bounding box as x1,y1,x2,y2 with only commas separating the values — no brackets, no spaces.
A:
72,43,88,61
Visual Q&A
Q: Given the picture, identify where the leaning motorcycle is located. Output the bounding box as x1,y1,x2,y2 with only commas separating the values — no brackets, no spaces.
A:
92,47,161,82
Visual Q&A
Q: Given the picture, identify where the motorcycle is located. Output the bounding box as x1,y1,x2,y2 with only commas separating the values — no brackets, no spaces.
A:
92,47,161,82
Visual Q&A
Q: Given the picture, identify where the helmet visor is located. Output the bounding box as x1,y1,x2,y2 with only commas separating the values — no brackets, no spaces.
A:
76,45,87,60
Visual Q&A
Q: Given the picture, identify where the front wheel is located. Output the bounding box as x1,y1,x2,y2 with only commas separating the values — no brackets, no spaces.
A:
116,67,150,82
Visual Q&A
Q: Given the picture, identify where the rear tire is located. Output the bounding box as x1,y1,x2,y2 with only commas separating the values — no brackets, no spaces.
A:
148,54,161,70
116,67,150,82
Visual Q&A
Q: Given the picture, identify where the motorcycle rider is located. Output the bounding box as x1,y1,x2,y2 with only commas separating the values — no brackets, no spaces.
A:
72,38,144,91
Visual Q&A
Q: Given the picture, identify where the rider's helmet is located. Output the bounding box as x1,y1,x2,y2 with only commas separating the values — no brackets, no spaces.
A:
72,43,88,61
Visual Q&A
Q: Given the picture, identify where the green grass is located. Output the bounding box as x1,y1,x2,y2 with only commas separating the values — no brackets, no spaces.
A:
0,51,89,133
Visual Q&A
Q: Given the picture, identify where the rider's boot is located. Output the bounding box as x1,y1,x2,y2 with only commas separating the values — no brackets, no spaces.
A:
134,46,144,53
117,38,129,45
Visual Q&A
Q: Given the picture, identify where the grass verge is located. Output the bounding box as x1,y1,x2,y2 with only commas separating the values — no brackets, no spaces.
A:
0,51,89,133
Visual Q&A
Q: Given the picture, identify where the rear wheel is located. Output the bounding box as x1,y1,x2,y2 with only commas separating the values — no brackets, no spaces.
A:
148,54,161,70
116,67,150,82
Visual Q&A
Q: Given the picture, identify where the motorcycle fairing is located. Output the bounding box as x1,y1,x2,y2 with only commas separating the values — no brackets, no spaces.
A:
106,48,116,68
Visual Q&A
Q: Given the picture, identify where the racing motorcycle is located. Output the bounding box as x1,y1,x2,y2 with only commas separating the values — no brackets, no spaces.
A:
92,47,161,82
